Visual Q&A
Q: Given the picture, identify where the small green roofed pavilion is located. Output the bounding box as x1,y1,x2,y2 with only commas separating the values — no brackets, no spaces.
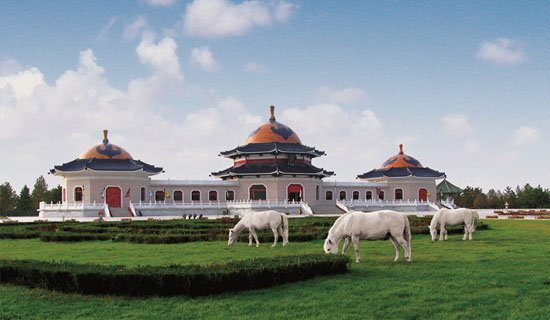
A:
437,179,462,199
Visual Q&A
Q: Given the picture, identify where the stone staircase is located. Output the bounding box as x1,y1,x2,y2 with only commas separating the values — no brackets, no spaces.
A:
109,207,132,217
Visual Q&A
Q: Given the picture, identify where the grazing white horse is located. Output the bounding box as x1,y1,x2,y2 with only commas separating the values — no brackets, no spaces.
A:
324,210,412,263
429,208,479,241
228,210,289,247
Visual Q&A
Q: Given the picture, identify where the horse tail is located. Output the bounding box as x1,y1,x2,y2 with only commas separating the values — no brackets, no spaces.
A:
403,213,412,260
472,210,479,231
403,214,411,244
281,213,289,244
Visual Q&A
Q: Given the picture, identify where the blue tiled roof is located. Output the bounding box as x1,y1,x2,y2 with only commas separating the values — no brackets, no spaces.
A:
357,167,445,179
212,163,333,178
51,158,163,174
220,142,326,158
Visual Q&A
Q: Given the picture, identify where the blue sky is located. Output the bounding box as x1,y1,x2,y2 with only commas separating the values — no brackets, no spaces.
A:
1,0,549,193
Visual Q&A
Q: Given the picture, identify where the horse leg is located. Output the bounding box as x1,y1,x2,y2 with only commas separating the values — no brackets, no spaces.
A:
389,236,400,261
250,228,260,247
351,235,361,263
278,225,288,246
468,224,474,240
463,222,469,240
342,237,351,254
248,231,253,246
440,224,447,240
271,226,278,247
394,235,412,262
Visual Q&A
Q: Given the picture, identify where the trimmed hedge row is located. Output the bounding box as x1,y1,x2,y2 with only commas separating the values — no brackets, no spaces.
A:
0,254,350,297
0,216,487,243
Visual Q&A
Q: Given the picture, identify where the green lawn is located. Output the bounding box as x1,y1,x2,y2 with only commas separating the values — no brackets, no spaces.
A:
1,220,549,320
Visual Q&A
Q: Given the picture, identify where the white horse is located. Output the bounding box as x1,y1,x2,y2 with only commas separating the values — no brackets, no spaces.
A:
228,210,289,247
429,208,479,241
324,210,412,263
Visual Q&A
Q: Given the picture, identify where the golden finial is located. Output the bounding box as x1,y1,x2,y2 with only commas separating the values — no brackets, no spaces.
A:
103,130,109,143
269,105,276,121
399,144,403,154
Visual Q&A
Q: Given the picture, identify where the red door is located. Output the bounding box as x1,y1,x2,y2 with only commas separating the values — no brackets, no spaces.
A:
419,189,427,201
288,184,303,202
106,187,121,208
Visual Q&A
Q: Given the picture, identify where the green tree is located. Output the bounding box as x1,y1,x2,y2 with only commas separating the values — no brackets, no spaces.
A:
486,189,502,209
502,187,517,208
456,186,484,208
16,185,34,214
31,175,49,209
473,195,488,209
0,182,18,215
47,185,62,204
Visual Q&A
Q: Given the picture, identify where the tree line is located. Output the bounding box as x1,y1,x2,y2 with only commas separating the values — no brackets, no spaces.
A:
450,184,550,209
0,176,61,216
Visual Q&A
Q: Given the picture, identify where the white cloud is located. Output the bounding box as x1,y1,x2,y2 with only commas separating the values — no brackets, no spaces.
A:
441,114,473,137
509,126,540,147
243,61,267,73
190,46,220,72
463,140,483,154
136,35,182,77
274,1,299,22
182,0,297,38
123,16,148,41
478,38,527,65
318,85,365,105
144,0,176,6
96,17,118,41
0,67,44,101
0,58,23,76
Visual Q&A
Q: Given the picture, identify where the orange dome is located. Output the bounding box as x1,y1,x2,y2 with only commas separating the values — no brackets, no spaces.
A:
244,106,301,144
381,144,422,169
79,130,133,160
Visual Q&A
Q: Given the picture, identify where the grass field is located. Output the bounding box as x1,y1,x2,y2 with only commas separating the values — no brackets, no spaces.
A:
1,220,549,319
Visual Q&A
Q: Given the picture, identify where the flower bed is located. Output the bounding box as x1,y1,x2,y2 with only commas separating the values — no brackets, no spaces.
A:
535,215,550,220
499,209,549,215
486,215,498,219
507,215,524,219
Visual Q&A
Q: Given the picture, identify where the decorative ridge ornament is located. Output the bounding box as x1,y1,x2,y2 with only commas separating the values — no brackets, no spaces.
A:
269,105,276,122
103,129,109,143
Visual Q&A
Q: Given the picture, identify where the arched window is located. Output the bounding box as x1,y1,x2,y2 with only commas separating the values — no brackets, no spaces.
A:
352,191,359,200
339,191,346,201
155,190,165,201
174,191,183,202
226,190,235,201
326,191,333,200
379,190,385,200
209,190,218,201
140,187,146,202
191,190,201,202
250,185,267,200
75,187,83,202
366,191,372,200
395,189,403,200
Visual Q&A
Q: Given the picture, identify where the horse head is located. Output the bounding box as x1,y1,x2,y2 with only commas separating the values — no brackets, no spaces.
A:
323,234,338,254
429,225,437,241
228,228,238,246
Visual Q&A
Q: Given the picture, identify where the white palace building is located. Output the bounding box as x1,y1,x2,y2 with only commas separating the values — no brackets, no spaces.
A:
40,106,446,218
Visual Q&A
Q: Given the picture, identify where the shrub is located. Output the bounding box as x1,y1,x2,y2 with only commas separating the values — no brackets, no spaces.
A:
0,254,350,297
